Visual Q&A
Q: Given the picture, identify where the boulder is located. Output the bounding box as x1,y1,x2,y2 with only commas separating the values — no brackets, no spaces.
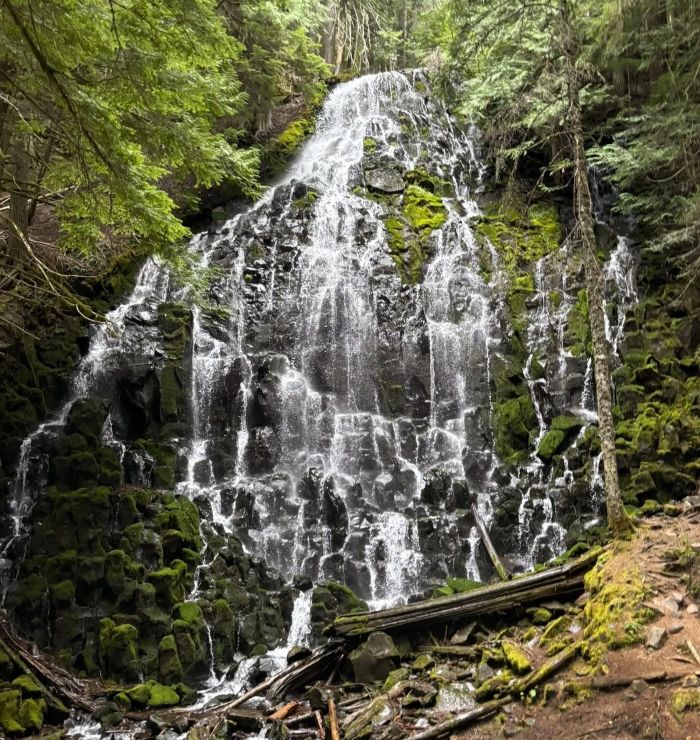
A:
365,167,405,194
348,631,400,684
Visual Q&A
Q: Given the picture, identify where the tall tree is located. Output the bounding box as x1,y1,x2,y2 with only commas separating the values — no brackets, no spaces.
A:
433,0,634,536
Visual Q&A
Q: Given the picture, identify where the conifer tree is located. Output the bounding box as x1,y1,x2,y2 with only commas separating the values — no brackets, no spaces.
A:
437,0,634,537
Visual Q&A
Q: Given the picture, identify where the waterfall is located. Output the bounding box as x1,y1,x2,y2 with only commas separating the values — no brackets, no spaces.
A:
2,72,640,677
169,71,502,604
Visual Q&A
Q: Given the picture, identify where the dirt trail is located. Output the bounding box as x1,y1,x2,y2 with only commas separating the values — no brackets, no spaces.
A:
456,509,700,739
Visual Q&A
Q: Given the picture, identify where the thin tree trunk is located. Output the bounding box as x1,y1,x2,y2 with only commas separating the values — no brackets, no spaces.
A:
7,135,30,260
0,95,14,189
560,0,633,538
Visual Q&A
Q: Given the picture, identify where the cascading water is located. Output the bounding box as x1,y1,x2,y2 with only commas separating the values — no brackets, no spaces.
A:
174,71,502,609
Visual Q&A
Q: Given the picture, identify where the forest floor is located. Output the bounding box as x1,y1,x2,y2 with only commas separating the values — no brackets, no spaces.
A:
8,507,700,739
453,508,700,740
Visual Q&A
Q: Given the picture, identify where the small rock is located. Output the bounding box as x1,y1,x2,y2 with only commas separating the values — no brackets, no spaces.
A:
672,591,685,606
449,621,476,645
668,622,684,634
631,679,649,695
682,675,699,688
659,597,680,615
688,604,699,615
646,626,667,650
412,654,435,671
474,661,496,686
364,167,405,194
287,645,312,665
503,726,521,737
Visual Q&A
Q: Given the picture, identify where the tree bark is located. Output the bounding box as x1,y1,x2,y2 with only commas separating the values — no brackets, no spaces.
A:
559,0,633,538
7,135,30,260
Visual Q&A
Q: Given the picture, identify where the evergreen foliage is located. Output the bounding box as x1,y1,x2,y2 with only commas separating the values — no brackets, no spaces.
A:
0,0,259,257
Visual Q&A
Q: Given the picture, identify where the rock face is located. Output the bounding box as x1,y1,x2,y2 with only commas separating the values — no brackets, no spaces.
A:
1,70,694,697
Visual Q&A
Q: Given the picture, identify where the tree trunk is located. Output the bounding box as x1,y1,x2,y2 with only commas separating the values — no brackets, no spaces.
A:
7,135,30,261
560,0,633,538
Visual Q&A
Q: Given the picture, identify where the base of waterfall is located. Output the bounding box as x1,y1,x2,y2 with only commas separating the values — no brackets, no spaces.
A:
3,503,700,738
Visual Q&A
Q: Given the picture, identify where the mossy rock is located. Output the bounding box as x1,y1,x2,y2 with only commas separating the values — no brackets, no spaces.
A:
65,399,108,443
99,619,140,681
581,550,655,662
502,641,531,674
10,676,43,698
671,687,700,713
494,395,537,463
537,430,567,460
148,560,188,608
158,634,182,685
403,184,446,232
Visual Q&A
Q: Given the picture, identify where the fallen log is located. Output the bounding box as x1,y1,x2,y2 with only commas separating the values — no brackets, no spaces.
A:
184,642,343,725
269,701,298,720
0,614,96,714
415,644,479,658
475,640,581,701
328,697,340,740
472,503,508,580
580,668,700,691
408,697,511,740
329,549,601,637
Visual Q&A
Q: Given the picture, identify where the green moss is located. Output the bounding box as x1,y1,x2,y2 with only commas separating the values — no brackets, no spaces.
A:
430,586,454,599
148,683,180,708
565,289,590,357
581,549,654,662
527,608,553,625
17,697,46,733
49,578,75,608
158,634,182,685
172,602,203,626
404,167,453,197
363,137,377,152
99,619,140,680
291,189,317,211
382,667,410,691
671,688,700,713
148,561,187,608
447,577,482,593
502,641,531,674
551,415,585,433
537,430,566,460
403,184,446,231
125,683,152,707
10,676,42,698
475,199,561,270
494,395,538,463
0,690,23,734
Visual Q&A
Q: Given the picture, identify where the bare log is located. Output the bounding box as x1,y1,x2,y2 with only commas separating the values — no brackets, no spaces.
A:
328,697,340,740
407,697,511,740
581,669,700,691
315,709,326,738
415,644,479,658
472,503,508,580
269,701,298,720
